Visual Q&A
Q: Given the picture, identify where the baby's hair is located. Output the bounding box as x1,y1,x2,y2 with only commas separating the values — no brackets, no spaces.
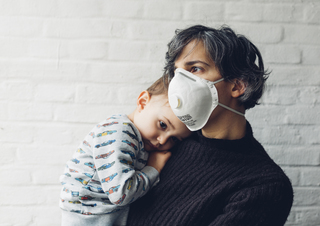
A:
146,74,169,97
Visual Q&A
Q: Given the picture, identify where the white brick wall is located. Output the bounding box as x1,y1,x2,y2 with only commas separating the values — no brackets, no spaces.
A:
0,0,319,225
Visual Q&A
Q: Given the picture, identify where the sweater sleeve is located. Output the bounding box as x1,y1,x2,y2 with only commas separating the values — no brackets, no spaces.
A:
91,119,159,207
208,181,293,226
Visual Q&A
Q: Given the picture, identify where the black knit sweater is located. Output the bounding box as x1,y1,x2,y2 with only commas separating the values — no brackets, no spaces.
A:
127,122,293,226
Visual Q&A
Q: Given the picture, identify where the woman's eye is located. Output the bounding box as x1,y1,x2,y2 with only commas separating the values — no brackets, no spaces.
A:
190,67,201,73
159,121,167,130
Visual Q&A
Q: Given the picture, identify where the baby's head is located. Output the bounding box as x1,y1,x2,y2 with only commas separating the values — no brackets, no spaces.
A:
129,75,192,152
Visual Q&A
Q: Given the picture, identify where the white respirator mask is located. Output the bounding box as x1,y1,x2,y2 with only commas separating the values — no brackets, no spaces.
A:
168,68,245,131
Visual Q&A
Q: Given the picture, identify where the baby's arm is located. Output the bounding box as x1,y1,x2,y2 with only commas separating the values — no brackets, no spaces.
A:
147,151,171,173
92,120,159,207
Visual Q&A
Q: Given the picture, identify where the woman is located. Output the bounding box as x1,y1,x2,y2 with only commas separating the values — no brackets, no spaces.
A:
127,25,293,226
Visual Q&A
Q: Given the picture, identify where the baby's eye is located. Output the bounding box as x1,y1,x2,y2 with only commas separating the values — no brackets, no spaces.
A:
159,121,167,130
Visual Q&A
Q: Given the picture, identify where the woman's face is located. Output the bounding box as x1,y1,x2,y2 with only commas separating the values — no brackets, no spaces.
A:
174,40,234,123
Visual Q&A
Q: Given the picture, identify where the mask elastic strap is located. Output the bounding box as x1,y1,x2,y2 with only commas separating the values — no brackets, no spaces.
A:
218,103,245,117
212,78,224,84
211,78,245,117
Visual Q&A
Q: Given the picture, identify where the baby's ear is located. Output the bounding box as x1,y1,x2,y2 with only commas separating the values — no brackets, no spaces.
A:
136,91,151,112
231,79,246,98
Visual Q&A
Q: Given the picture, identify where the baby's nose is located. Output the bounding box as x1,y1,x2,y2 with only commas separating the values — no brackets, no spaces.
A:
158,135,168,145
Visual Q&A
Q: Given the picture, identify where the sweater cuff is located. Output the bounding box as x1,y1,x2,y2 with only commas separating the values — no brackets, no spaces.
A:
141,166,160,187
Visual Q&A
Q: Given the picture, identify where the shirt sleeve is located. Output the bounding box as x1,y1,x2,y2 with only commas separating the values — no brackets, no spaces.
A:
91,119,159,207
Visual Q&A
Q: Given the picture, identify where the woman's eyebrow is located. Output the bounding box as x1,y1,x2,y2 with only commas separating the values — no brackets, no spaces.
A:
185,60,210,67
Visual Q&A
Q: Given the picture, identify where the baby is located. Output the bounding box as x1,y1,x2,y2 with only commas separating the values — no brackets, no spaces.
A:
59,75,191,226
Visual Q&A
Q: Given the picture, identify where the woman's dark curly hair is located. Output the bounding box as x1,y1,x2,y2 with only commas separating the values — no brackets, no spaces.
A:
164,25,269,110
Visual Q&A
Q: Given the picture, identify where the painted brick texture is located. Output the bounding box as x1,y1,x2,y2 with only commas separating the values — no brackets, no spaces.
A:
0,0,319,225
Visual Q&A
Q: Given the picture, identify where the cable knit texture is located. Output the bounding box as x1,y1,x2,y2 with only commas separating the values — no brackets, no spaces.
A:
127,122,293,226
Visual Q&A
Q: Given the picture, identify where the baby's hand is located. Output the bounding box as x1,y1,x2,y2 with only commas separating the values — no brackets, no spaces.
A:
147,151,172,173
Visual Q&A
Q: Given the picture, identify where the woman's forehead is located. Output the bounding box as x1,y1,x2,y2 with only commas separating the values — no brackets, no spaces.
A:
176,40,213,65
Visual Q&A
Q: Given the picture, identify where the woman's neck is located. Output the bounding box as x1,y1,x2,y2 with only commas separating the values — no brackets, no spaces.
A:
201,110,247,140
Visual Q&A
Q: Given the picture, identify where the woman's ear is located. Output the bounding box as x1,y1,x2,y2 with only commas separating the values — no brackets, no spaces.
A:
231,79,246,98
136,91,151,112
